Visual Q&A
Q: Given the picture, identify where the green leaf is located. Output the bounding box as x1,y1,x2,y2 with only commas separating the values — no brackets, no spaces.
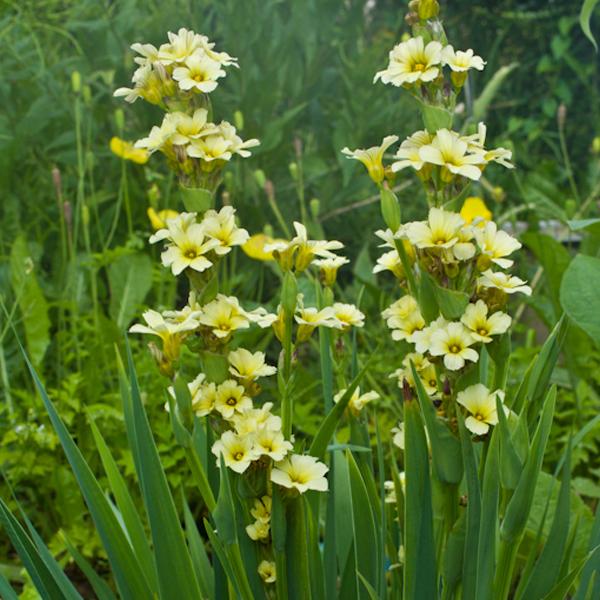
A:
123,343,204,599
0,569,18,600
23,350,153,600
501,386,557,543
9,236,50,366
89,420,158,592
420,270,469,320
183,499,214,600
472,62,519,121
560,255,600,342
285,497,312,600
568,218,600,235
403,399,437,599
518,440,571,598
309,348,379,459
212,456,238,546
580,0,599,51
0,498,67,600
62,535,117,600
496,395,523,491
180,187,214,212
108,253,153,329
411,362,462,484
543,546,600,600
416,98,453,133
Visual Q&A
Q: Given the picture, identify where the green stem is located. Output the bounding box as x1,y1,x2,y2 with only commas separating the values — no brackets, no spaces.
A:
494,537,519,600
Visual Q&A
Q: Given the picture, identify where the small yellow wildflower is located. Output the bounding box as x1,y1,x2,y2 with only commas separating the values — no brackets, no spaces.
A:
456,384,507,436
460,197,492,225
110,136,150,164
242,233,278,261
147,207,179,230
270,454,329,493
211,430,257,474
429,322,479,371
258,560,276,584
341,135,399,183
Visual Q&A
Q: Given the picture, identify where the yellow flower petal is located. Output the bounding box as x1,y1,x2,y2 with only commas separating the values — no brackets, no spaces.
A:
460,196,492,224
242,233,282,261
110,136,150,165
147,207,178,230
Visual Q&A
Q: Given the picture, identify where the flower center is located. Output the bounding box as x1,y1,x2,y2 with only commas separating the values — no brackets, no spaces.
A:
185,249,198,259
193,72,206,82
450,344,461,354
414,62,426,71
478,328,488,337
474,413,484,421
226,397,237,406
233,451,244,461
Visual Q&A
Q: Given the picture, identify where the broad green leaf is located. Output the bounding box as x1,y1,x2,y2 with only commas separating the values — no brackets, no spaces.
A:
9,236,50,366
285,497,311,600
496,395,523,491
560,255,600,342
573,499,600,600
180,186,214,212
403,399,437,599
580,0,599,51
108,253,153,329
213,455,238,545
23,350,153,600
420,270,469,320
416,98,453,132
123,343,203,599
568,218,600,235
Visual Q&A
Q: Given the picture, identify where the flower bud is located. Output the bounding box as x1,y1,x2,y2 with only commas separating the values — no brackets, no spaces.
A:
557,103,567,129
71,71,81,94
234,110,244,131
289,162,298,180
309,198,320,219
281,272,298,316
82,84,92,104
254,169,267,189
82,204,90,227
592,136,600,154
148,183,161,206
380,186,401,233
564,198,576,218
418,0,440,20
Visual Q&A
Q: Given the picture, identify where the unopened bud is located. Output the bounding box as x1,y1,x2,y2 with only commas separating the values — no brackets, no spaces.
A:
592,136,600,154
293,137,303,157
309,198,320,219
63,201,72,228
148,183,161,205
254,169,267,189
289,162,298,180
82,204,90,227
86,150,95,171
418,0,439,20
281,272,298,315
222,190,231,206
52,167,62,197
380,186,401,233
82,84,92,104
71,71,81,94
564,198,576,218
264,179,275,200
233,110,244,131
174,144,187,163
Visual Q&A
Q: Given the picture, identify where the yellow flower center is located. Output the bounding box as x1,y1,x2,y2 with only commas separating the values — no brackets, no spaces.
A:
413,62,426,71
474,413,484,421
450,344,461,354
478,328,488,337
185,249,198,259
429,379,437,388
234,451,244,461
192,72,206,82
226,397,237,406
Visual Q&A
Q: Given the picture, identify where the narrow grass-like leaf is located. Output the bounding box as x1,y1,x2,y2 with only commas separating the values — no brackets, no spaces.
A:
403,399,436,599
123,342,203,599
348,451,378,597
89,420,157,592
0,569,18,600
183,499,214,600
271,486,289,598
23,350,152,600
501,386,556,543
574,499,600,600
0,498,66,600
357,573,379,600
542,546,600,600
309,348,380,459
411,362,462,484
519,440,571,598
286,496,311,600
457,412,481,599
496,395,523,490
62,535,117,600
580,0,599,51
475,431,500,600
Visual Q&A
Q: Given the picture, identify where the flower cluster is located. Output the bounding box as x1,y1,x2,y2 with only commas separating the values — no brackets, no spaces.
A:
114,28,258,187
114,28,237,107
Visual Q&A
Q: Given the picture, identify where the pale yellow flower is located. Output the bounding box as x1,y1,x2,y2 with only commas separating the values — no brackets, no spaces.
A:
110,136,150,164
228,348,277,382
441,46,485,72
334,386,379,415
474,222,522,268
201,206,249,255
158,223,219,275
461,300,511,343
258,560,276,584
211,430,257,473
271,454,329,493
429,322,479,371
464,123,514,169
254,428,293,461
231,403,282,435
147,207,179,230
312,256,349,286
392,423,404,450
374,37,443,87
456,384,506,435
332,303,365,329
193,382,217,417
164,109,217,145
242,234,279,261
341,135,399,183
419,129,485,181
382,296,420,328
157,28,210,64
197,295,251,338
172,50,225,93
246,519,270,541
477,270,532,295
251,496,272,522
218,121,260,158
373,250,405,278
391,130,434,172
214,379,253,419
166,373,205,413
295,306,342,342
187,133,233,162
403,207,465,250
